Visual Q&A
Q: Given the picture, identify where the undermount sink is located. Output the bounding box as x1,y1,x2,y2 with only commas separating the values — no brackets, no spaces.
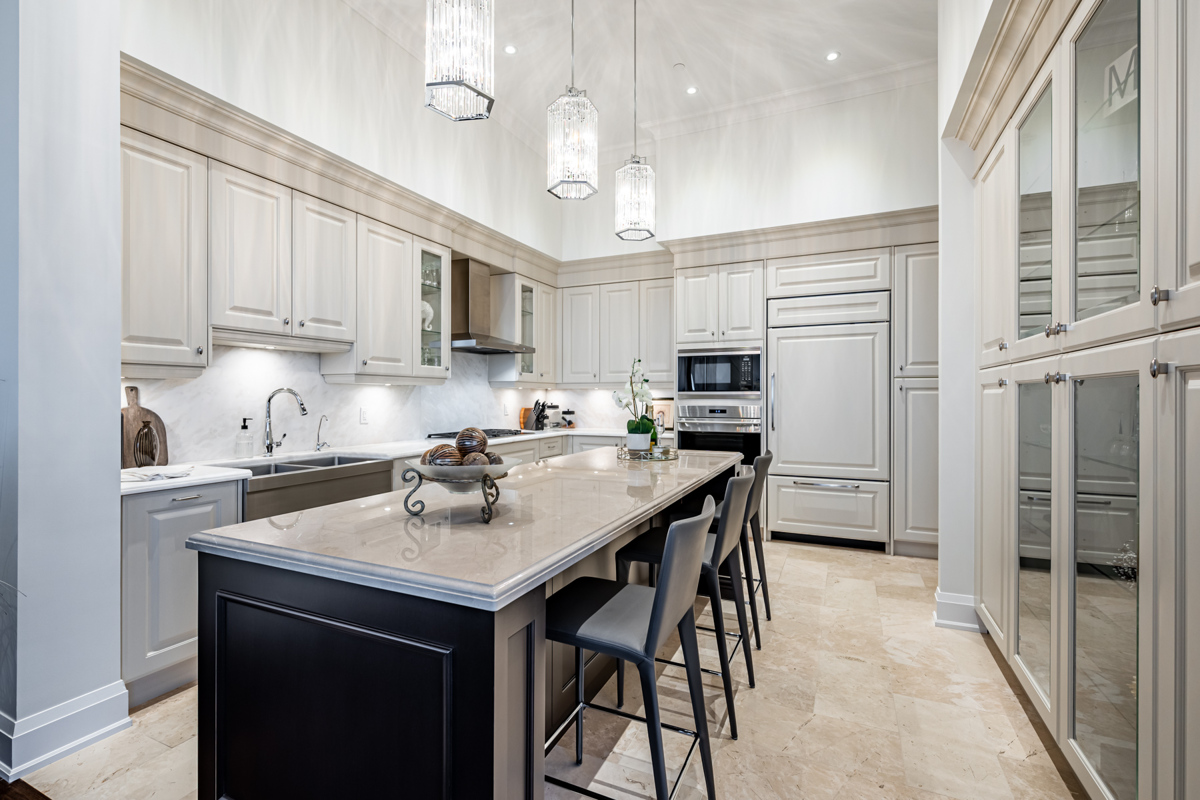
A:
210,454,393,521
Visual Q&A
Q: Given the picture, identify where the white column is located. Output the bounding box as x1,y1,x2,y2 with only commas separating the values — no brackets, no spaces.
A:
0,0,128,779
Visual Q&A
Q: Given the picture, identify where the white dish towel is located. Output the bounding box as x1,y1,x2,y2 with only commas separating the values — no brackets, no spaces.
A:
121,466,195,482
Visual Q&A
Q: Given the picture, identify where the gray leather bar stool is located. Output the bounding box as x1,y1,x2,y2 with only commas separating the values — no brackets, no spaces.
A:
616,472,755,740
544,498,718,800
714,451,774,650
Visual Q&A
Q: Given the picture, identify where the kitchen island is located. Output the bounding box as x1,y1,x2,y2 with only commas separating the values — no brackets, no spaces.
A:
186,448,739,800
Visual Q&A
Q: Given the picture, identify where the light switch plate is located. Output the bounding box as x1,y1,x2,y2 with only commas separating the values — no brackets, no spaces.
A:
359,408,368,425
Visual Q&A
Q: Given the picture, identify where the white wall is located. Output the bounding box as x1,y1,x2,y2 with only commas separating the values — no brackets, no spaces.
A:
0,0,130,778
561,82,939,260
120,0,563,260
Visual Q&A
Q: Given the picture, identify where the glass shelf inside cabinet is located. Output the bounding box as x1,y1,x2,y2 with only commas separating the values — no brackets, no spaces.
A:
421,250,444,368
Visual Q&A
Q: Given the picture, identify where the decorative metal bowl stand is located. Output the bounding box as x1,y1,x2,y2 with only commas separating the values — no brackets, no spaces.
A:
401,468,506,523
616,446,680,462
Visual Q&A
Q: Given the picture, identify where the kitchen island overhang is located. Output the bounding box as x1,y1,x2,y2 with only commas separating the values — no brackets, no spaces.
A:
187,448,739,800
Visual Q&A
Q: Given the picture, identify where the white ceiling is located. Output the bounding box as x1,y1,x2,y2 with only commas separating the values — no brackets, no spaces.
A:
344,0,938,159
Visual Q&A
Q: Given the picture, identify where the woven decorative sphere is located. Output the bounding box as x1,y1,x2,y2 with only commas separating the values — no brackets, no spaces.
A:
462,452,490,466
425,443,461,466
485,452,504,465
455,427,489,455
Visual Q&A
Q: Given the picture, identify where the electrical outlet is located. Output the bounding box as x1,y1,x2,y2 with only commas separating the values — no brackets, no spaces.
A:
503,403,510,417
359,407,368,425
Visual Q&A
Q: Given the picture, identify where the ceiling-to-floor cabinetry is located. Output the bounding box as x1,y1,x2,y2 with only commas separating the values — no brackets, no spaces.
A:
119,127,209,378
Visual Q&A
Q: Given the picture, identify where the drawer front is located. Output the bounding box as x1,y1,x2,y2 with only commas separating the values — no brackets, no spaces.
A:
767,476,890,543
766,247,891,298
488,441,541,466
539,436,564,458
571,435,622,453
767,291,890,327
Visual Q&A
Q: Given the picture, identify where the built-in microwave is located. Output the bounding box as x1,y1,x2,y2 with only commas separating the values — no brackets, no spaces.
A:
676,348,761,400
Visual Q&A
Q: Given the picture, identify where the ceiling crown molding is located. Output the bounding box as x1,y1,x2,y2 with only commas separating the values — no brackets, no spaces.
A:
119,53,561,282
557,249,675,287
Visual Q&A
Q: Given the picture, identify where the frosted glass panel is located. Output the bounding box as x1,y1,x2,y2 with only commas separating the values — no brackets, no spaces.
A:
420,250,444,368
1017,382,1052,698
520,284,534,375
1019,87,1053,339
1072,374,1138,800
1074,0,1140,322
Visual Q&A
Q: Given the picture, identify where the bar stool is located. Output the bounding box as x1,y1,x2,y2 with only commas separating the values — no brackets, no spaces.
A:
544,497,718,800
616,472,755,740
716,452,774,650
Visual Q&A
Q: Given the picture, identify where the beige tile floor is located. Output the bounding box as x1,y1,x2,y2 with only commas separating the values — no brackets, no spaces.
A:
27,541,1083,800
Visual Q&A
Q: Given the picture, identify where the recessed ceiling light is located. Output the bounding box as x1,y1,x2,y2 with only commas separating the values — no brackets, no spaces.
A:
686,86,698,95
826,51,840,61
504,44,517,55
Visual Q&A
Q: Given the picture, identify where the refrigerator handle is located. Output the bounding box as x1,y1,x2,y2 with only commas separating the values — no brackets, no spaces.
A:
770,373,776,431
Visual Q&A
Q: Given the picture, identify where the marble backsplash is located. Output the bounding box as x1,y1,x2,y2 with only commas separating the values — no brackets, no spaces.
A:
121,347,645,464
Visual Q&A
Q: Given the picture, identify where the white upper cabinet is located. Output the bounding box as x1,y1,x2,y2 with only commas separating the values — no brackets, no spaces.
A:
560,285,600,384
718,261,765,342
978,129,1016,366
119,128,208,376
599,282,641,383
537,283,558,384
412,238,452,380
488,273,542,385
322,217,413,381
766,247,891,298
675,266,719,345
209,162,293,335
639,278,674,385
893,244,939,377
292,192,356,342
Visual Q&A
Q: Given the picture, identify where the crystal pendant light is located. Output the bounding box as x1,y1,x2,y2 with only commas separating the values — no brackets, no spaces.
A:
547,0,598,199
615,0,654,240
425,0,495,121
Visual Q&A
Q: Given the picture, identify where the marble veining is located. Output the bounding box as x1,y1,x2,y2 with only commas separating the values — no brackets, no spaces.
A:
186,448,739,609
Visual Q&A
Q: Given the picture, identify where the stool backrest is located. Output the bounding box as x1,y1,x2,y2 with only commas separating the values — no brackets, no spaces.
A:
711,471,754,568
644,496,716,657
745,451,773,522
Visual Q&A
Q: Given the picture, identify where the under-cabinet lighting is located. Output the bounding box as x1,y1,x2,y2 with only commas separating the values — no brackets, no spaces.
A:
686,86,697,95
826,51,840,61
504,44,517,54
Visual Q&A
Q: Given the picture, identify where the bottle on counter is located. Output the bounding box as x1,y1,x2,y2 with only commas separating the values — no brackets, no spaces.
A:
234,417,255,457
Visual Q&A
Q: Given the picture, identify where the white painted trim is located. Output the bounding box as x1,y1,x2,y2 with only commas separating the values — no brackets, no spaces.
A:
0,680,129,781
934,588,984,632
556,250,675,288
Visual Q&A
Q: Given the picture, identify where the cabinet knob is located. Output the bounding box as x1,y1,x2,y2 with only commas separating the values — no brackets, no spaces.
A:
1151,285,1171,306
299,320,306,327
284,317,290,326
1150,358,1168,378
998,340,1009,350
711,331,716,337
196,346,204,355
363,359,368,366
898,364,904,371
445,366,450,371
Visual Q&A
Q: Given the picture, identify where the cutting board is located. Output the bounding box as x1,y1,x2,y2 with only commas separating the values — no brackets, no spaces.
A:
121,386,169,468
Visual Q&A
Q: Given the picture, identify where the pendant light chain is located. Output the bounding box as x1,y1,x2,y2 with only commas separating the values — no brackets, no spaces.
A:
614,0,655,240
633,0,637,155
571,0,576,88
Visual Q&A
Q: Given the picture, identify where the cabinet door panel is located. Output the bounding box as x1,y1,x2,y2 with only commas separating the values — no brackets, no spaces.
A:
412,238,450,379
978,134,1016,365
1160,3,1200,329
120,128,208,368
768,291,889,327
765,248,890,298
718,262,764,342
894,245,939,377
767,323,889,480
357,218,414,377
675,266,718,345
292,193,356,341
599,282,640,383
561,286,600,384
767,477,889,543
639,279,674,385
977,371,1012,647
893,379,939,544
537,284,558,384
210,162,292,334
122,483,239,682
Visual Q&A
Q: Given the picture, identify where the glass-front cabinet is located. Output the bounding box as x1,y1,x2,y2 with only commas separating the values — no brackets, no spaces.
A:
488,273,555,388
414,237,452,380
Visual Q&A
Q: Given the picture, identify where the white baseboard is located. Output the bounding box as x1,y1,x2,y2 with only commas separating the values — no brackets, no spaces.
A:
0,680,130,781
933,588,984,633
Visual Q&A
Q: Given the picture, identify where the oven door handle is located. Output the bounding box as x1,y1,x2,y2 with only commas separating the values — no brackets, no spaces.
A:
770,373,776,431
677,420,762,433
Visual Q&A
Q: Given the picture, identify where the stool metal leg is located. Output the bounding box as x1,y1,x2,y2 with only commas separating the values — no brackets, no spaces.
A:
740,523,763,650
637,659,671,800
678,609,717,799
575,647,585,765
751,515,772,620
727,549,756,688
704,567,739,740
616,660,624,708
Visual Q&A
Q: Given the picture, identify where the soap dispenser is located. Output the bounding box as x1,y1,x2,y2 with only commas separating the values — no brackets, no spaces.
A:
234,418,255,457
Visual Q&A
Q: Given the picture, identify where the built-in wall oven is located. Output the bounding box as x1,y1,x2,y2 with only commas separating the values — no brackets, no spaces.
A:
675,404,762,465
675,348,763,465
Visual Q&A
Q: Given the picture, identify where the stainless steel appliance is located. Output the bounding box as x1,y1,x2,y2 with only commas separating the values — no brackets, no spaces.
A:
675,403,762,465
676,348,761,400
449,259,536,355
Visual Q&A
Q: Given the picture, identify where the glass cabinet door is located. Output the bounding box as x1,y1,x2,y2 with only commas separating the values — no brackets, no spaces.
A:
1018,86,1055,342
520,282,535,378
1016,380,1053,702
414,238,451,379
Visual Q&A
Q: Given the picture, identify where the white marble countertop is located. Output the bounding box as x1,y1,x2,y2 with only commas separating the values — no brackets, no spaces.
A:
186,448,736,611
120,429,673,496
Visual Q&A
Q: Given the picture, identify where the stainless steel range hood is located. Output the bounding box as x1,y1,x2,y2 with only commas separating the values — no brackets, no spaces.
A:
450,259,536,355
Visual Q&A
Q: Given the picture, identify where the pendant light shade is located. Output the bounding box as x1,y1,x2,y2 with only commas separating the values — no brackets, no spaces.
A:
425,0,495,121
547,1,598,199
615,0,654,240
615,156,655,240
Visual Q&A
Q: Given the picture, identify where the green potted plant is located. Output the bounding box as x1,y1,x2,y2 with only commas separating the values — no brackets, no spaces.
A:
612,359,655,452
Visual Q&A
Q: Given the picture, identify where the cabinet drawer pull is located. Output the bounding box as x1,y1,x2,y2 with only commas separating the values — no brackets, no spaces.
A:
792,481,860,490
172,494,202,502
1076,498,1113,506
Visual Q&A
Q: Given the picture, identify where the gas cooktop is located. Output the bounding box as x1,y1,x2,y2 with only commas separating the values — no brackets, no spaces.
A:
426,428,526,439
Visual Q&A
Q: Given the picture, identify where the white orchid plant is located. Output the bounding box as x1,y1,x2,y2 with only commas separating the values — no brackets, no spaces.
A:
612,359,656,436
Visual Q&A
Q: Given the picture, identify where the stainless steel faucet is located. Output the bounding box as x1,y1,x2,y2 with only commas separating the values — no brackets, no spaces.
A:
315,415,330,451
264,388,308,455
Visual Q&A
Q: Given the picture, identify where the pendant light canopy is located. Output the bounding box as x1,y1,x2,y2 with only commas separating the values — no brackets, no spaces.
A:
425,0,495,121
547,0,598,199
615,0,654,240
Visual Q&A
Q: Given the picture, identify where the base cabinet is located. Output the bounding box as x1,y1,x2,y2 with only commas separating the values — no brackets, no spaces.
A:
893,379,939,546
122,481,240,706
767,476,890,544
